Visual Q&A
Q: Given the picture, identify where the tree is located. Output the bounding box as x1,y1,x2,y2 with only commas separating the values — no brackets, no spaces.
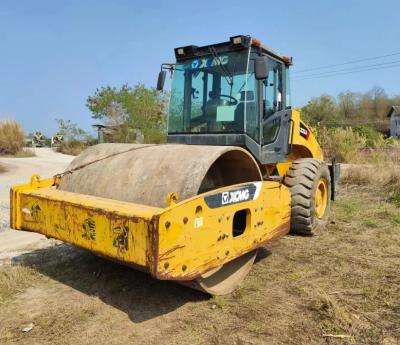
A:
367,86,391,121
86,84,168,143
337,91,360,121
86,85,130,125
356,86,391,131
55,118,89,141
301,94,338,126
301,87,398,131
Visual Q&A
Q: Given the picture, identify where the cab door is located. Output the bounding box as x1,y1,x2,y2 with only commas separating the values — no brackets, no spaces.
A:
260,58,292,164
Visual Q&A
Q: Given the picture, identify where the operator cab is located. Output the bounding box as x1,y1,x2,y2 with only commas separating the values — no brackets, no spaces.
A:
157,35,293,164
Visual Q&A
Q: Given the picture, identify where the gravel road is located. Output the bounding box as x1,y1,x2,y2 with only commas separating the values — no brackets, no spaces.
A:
0,148,74,259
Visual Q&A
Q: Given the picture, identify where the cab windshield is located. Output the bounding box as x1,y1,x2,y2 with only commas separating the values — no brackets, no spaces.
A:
168,49,259,140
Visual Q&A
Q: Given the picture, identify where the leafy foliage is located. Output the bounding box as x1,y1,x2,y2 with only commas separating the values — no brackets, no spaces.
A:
314,125,400,162
301,86,398,131
301,94,338,126
55,118,90,141
315,127,366,162
302,86,400,162
353,126,386,148
86,84,168,143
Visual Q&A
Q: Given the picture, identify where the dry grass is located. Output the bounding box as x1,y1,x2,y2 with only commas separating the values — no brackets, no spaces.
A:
0,120,25,155
0,163,6,173
0,185,398,345
12,148,35,157
57,141,88,156
0,148,35,158
357,145,400,165
341,145,400,206
342,164,400,189
0,265,40,305
344,166,400,207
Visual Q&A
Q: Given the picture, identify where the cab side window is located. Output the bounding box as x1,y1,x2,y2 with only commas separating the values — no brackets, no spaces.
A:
263,59,283,118
263,59,283,144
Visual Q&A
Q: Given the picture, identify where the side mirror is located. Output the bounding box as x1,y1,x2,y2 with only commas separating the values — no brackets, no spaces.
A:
255,56,268,80
157,70,167,91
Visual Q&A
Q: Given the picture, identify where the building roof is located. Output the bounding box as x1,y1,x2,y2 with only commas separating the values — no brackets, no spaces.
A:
388,105,400,117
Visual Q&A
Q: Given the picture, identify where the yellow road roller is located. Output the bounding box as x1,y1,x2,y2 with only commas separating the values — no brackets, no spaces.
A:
10,35,339,295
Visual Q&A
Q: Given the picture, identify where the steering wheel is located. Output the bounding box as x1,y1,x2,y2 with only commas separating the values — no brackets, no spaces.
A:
219,94,238,105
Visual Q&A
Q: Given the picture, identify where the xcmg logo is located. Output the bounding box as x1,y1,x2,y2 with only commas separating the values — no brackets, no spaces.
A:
191,56,229,69
221,189,250,205
204,183,260,209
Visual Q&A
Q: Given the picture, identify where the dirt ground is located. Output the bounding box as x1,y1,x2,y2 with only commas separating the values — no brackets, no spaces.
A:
0,152,399,345
0,148,73,256
0,191,399,344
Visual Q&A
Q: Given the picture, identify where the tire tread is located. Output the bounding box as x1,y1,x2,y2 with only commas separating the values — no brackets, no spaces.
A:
283,158,331,235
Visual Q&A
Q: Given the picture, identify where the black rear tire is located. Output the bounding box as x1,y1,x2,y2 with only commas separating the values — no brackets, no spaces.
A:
283,158,331,235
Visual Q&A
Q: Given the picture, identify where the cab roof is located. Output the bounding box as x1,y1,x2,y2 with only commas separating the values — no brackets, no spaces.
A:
174,35,292,65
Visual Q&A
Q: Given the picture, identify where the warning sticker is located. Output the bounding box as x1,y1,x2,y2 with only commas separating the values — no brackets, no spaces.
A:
299,122,310,140
194,217,203,229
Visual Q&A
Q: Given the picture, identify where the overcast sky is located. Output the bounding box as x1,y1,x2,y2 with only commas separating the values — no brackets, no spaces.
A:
1,0,399,135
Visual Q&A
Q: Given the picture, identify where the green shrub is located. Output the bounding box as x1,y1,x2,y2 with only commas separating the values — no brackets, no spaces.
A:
353,126,386,148
387,191,400,207
142,126,167,144
0,120,25,155
107,123,166,144
385,136,398,145
315,127,366,162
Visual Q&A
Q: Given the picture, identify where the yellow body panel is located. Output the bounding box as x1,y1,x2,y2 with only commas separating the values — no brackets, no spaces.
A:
274,109,324,176
11,176,291,280
11,176,160,269
155,182,290,280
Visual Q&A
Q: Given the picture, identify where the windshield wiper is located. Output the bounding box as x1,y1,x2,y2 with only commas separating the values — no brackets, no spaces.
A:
238,72,254,94
208,46,234,87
